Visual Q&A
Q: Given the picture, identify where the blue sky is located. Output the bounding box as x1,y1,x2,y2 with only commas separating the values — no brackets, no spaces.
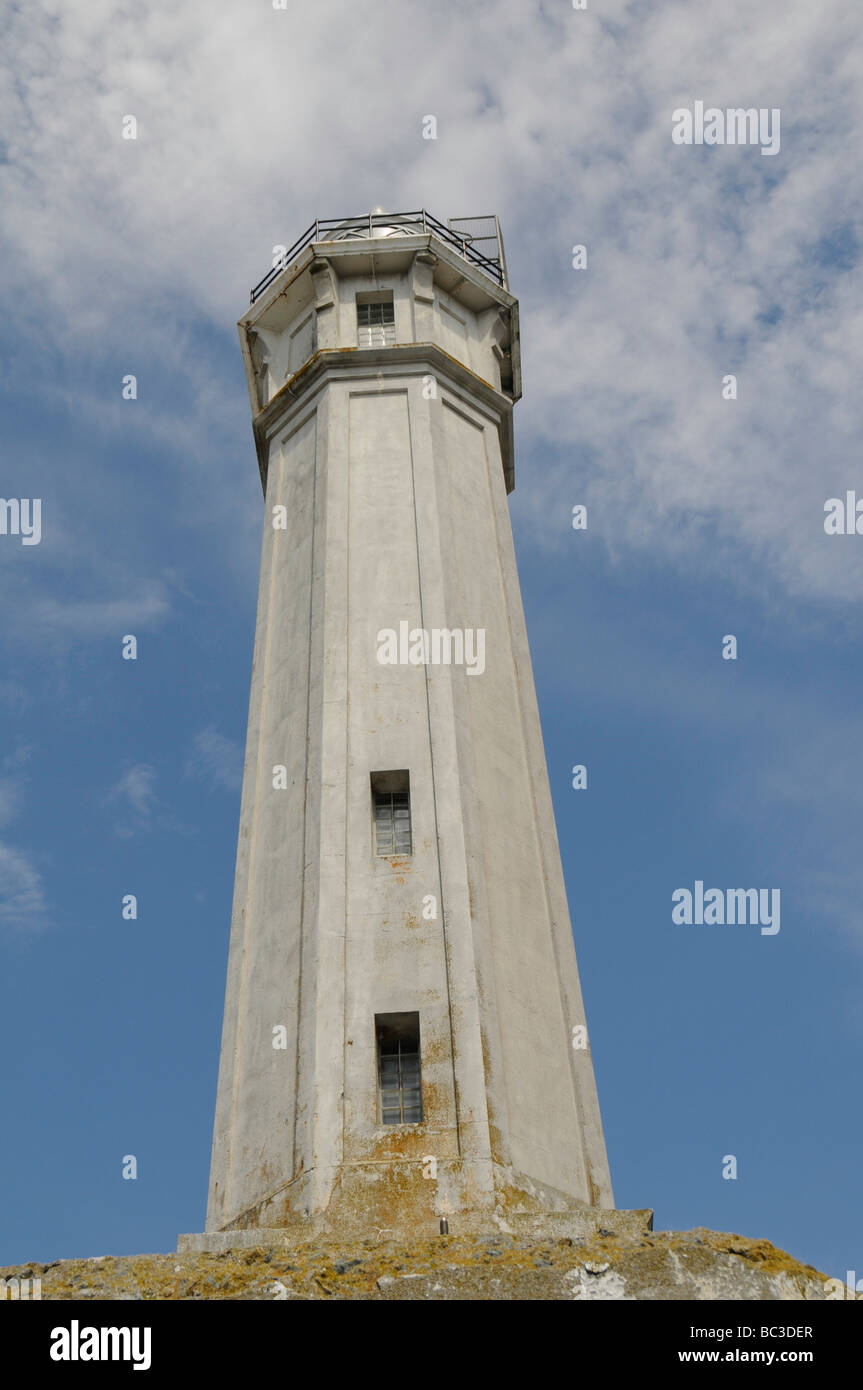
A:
1,0,861,1280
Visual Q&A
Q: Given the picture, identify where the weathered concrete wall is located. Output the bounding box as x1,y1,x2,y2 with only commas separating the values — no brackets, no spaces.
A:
434,395,610,1204
206,232,612,1240
343,390,459,1175
207,413,320,1230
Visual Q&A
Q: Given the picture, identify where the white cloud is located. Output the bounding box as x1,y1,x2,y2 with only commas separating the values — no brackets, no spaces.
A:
0,750,34,832
2,745,33,772
0,780,20,830
0,681,30,711
104,763,158,836
26,588,171,639
103,763,198,839
185,726,243,793
0,0,860,613
0,842,49,930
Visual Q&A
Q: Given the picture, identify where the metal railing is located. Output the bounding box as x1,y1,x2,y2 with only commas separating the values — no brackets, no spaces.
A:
250,209,507,302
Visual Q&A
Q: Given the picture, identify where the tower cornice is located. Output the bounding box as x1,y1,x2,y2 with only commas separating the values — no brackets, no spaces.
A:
247,343,518,495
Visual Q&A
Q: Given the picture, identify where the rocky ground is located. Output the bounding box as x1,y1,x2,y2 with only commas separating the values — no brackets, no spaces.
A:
2,1226,848,1300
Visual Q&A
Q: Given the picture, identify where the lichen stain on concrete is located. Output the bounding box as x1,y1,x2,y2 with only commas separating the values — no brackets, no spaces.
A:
420,1035,449,1066
7,1227,840,1301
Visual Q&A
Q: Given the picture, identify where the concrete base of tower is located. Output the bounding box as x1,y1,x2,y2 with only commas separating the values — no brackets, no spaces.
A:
178,1160,652,1253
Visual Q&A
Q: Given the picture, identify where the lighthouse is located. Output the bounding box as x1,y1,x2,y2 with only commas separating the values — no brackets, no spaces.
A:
191,210,614,1244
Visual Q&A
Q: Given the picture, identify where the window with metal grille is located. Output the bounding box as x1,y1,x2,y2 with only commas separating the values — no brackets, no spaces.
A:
357,297,395,348
376,1013,423,1124
371,770,411,855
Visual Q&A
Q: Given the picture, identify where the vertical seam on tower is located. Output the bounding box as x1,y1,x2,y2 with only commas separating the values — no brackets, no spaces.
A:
408,378,462,1155
341,392,350,1167
451,402,512,1165
292,412,319,1180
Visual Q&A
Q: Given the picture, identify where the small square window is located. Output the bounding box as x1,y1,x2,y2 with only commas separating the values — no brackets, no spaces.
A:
371,771,411,856
376,1013,423,1124
357,295,395,348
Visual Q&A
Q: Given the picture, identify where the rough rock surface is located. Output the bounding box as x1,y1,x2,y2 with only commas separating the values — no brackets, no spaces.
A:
2,1228,845,1300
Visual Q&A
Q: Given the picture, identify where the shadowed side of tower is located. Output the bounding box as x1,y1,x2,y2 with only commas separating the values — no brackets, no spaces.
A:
187,212,616,1246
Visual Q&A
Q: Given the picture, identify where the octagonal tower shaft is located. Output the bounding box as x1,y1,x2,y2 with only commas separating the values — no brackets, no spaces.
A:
205,214,613,1239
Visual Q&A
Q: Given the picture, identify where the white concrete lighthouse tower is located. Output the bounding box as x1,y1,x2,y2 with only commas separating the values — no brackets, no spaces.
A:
193,211,614,1245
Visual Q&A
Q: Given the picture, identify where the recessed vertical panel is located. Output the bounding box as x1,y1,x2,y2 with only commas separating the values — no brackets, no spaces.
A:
343,389,458,1165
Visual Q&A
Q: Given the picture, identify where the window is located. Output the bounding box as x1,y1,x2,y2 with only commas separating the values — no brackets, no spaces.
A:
371,770,411,856
357,294,395,348
376,1013,423,1124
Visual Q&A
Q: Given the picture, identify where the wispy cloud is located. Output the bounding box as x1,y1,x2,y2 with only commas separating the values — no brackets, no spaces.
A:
102,762,198,839
0,780,20,830
0,842,49,930
2,745,33,772
0,681,31,711
0,745,32,830
0,0,859,619
25,589,171,640
0,750,43,924
185,726,243,793
103,764,159,837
